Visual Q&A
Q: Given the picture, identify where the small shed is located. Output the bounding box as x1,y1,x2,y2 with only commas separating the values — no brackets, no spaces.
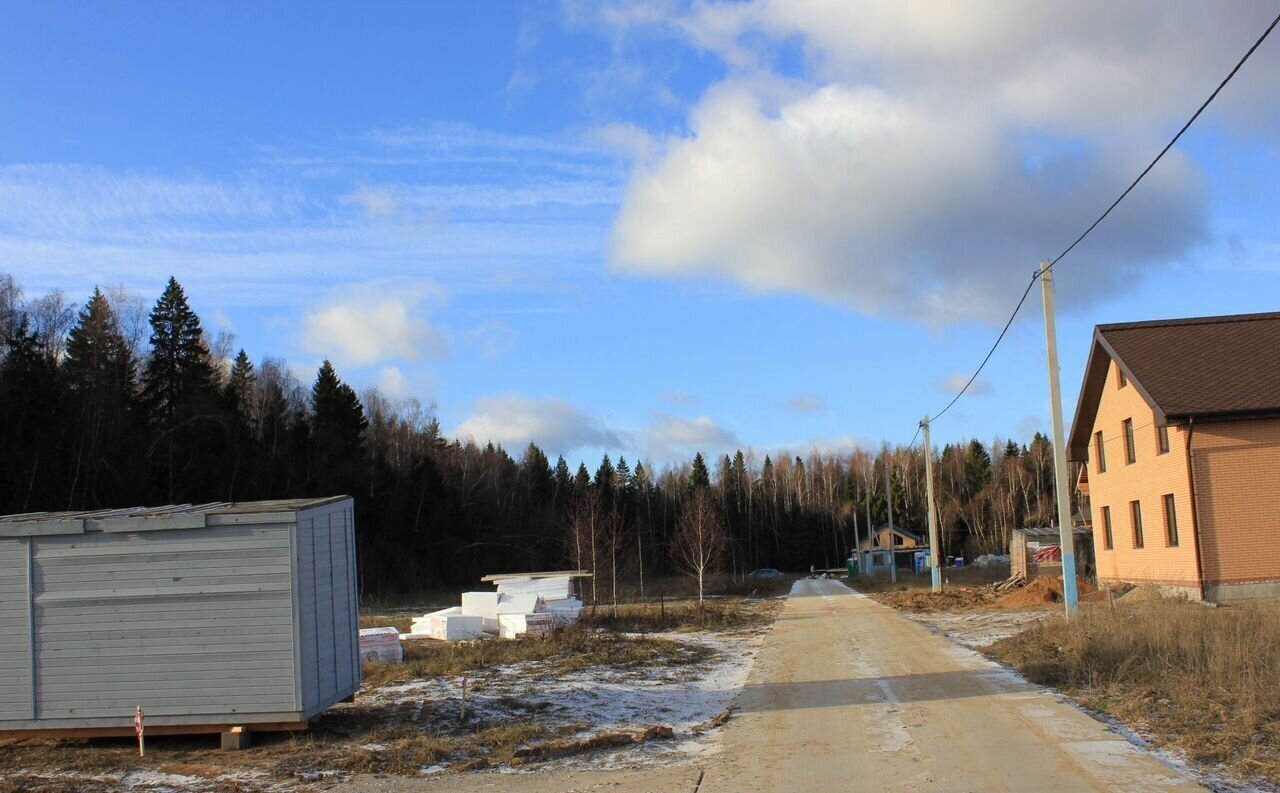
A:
0,497,359,739
1011,526,1094,581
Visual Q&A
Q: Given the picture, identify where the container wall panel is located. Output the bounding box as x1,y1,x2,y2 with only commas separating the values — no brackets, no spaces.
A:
296,501,359,717
26,524,297,725
0,539,32,720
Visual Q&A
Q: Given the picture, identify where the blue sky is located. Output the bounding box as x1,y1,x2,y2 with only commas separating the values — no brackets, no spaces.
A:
3,1,1279,468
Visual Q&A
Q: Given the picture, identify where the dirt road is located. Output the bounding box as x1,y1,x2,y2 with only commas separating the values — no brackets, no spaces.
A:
340,580,1204,792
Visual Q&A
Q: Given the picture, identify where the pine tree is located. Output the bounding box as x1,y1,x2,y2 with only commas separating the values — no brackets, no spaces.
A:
689,451,711,491
225,349,256,424
139,277,223,502
594,454,615,490
140,276,216,424
574,462,591,495
0,316,64,511
311,360,368,469
553,455,572,501
63,288,138,507
964,439,992,495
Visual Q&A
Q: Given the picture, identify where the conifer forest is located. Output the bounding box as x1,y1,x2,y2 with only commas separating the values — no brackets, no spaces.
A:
0,273,1076,599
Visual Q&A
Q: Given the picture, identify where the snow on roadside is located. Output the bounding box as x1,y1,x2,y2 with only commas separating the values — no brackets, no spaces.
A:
360,624,768,771
899,609,1049,648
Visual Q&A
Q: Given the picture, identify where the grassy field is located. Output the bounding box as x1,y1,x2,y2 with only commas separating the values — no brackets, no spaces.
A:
989,597,1280,786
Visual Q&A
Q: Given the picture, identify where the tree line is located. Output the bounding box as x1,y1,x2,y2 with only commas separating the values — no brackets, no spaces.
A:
0,273,1078,600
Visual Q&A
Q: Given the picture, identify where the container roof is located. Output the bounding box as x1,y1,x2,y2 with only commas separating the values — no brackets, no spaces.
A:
0,497,349,537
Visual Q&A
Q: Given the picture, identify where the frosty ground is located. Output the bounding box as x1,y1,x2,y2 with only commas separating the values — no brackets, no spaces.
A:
0,599,775,793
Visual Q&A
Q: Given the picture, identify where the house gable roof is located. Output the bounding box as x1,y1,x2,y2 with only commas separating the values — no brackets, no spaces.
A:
1068,311,1280,461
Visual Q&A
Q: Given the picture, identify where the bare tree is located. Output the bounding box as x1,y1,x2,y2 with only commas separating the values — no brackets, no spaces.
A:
670,490,728,606
566,492,603,607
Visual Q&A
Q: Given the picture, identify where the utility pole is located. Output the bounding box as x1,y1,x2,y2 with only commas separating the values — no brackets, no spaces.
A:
1040,260,1080,616
884,456,897,584
922,417,943,592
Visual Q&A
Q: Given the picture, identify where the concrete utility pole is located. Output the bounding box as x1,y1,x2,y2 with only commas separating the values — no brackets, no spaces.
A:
884,457,897,584
922,417,943,593
1040,261,1080,616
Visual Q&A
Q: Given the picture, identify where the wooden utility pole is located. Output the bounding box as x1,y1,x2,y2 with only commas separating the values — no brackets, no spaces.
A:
884,457,897,584
1040,261,1080,616
922,417,943,592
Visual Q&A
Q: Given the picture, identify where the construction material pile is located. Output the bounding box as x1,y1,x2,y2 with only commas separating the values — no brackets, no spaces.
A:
402,571,587,642
358,627,404,664
994,576,1097,609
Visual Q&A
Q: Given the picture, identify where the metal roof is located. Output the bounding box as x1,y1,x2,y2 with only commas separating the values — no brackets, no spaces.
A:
1068,311,1280,460
0,497,349,537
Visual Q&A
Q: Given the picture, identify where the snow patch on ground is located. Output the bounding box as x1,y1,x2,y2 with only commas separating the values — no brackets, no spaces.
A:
363,625,768,774
901,609,1050,648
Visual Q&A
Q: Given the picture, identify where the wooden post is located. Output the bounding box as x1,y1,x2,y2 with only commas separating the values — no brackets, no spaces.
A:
135,706,145,758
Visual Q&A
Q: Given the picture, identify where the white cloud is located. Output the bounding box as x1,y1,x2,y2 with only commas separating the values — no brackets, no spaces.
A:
584,122,658,161
377,366,411,400
301,283,447,368
640,414,740,461
937,373,992,397
657,390,698,406
603,2,1280,323
349,186,399,219
786,394,826,413
452,394,624,452
449,395,741,463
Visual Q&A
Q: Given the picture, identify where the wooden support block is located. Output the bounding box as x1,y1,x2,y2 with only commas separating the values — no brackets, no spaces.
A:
220,726,251,751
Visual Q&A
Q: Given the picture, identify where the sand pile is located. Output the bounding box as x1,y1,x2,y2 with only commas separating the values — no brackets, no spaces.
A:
1118,584,1184,603
995,576,1097,609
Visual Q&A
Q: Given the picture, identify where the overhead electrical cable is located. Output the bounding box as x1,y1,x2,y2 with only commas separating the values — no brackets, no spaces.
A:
922,9,1280,429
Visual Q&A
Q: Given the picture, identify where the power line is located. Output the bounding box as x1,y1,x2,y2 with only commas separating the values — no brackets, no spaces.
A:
1046,9,1280,271
924,9,1280,428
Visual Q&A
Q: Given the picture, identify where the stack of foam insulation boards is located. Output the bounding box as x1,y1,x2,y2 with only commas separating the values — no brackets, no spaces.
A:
399,572,587,642
358,627,404,663
492,574,584,627
407,608,486,641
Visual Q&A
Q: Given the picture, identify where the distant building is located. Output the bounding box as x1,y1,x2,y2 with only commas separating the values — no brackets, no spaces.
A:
1067,311,1280,601
858,525,927,572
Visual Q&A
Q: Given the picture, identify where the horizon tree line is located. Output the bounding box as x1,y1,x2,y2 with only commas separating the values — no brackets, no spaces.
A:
0,272,1080,599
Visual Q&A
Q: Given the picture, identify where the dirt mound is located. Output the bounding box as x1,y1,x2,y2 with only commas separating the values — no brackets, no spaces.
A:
1119,584,1182,604
872,588,998,613
995,576,1096,609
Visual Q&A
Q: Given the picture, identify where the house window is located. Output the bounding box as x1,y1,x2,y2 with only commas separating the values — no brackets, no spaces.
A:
1157,424,1170,455
1117,368,1128,388
1123,419,1136,464
1131,500,1144,549
1164,494,1179,547
1101,506,1113,550
1095,431,1107,473
893,534,904,546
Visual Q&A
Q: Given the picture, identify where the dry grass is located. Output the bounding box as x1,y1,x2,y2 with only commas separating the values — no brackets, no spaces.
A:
361,626,711,688
849,565,1011,594
581,597,778,633
988,598,1280,786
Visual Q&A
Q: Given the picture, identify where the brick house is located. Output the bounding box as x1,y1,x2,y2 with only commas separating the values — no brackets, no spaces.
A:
1067,311,1280,601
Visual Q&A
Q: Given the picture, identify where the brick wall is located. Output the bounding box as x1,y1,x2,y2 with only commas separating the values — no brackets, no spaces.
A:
1192,418,1280,585
1086,359,1200,588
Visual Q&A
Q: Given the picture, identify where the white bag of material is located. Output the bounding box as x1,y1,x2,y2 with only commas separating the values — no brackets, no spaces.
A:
542,597,583,625
498,612,556,639
359,627,404,664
